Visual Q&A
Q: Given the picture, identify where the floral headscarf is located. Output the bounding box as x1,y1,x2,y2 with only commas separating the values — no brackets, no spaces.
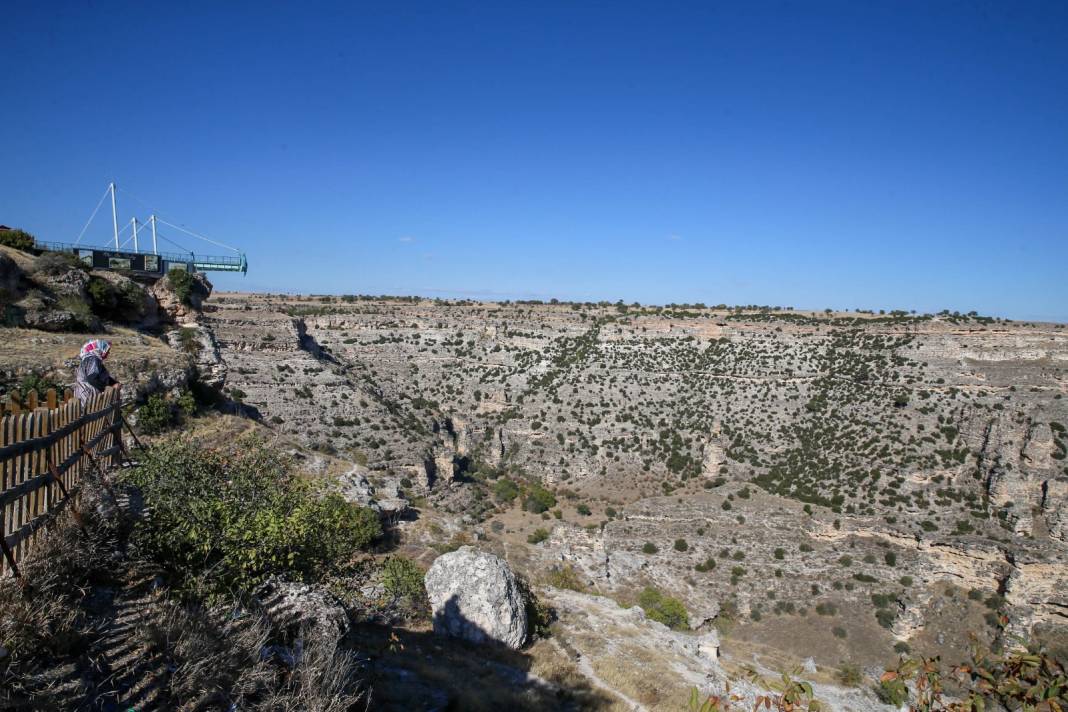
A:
79,339,111,360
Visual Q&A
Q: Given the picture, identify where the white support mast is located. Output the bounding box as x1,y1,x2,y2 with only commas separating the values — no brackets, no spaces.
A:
109,182,119,248
150,214,158,255
131,217,139,253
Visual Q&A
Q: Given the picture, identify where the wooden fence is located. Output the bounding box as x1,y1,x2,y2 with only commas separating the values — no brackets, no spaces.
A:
0,385,123,577
4,386,75,414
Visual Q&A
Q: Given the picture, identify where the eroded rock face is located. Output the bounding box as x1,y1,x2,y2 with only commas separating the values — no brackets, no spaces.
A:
165,323,227,389
424,546,527,649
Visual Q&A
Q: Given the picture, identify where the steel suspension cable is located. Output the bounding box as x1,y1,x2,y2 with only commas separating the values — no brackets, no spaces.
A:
73,185,112,245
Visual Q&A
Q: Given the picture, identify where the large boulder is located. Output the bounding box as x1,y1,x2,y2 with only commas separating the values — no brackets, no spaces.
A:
424,546,528,649
30,252,92,301
15,252,102,331
89,269,161,328
17,289,101,332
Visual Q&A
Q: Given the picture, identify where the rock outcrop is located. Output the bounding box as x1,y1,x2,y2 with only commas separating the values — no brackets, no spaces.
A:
165,323,227,389
150,271,212,324
89,269,162,329
253,577,349,648
336,468,410,517
424,546,528,649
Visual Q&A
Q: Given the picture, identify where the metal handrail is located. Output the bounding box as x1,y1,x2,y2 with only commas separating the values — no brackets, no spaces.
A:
33,239,244,266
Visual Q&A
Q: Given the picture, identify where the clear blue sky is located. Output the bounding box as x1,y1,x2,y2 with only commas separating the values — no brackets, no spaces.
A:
3,2,1067,320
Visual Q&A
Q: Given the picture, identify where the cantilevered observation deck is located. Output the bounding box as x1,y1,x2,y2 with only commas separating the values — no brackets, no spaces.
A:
44,182,249,279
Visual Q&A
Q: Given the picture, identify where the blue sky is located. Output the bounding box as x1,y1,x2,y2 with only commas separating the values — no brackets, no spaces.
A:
3,1,1067,320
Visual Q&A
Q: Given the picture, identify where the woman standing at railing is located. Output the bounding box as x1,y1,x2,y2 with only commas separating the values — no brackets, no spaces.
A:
74,339,117,405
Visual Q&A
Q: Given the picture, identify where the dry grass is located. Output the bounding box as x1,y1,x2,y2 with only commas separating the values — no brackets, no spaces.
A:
0,477,370,711
0,323,189,397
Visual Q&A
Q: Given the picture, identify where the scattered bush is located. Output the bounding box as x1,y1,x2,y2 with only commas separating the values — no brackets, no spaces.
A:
837,663,862,687
178,327,201,354
380,556,426,607
694,557,716,572
31,251,86,277
167,268,195,305
13,372,63,401
119,437,381,596
637,586,689,630
546,564,585,592
87,276,145,321
137,393,179,434
527,528,550,544
493,478,519,502
642,542,659,554
523,484,556,513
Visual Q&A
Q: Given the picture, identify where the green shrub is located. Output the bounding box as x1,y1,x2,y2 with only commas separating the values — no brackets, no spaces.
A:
516,574,554,642
87,277,145,321
642,541,659,554
14,372,63,401
694,557,716,572
838,663,862,687
32,251,86,276
119,436,381,596
168,268,195,305
546,564,585,592
380,556,425,605
875,608,896,629
56,295,97,330
523,483,556,513
176,390,197,417
527,528,550,544
137,393,179,434
494,478,519,502
178,327,201,354
637,586,689,630
576,503,591,516
0,228,35,252
674,538,688,552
